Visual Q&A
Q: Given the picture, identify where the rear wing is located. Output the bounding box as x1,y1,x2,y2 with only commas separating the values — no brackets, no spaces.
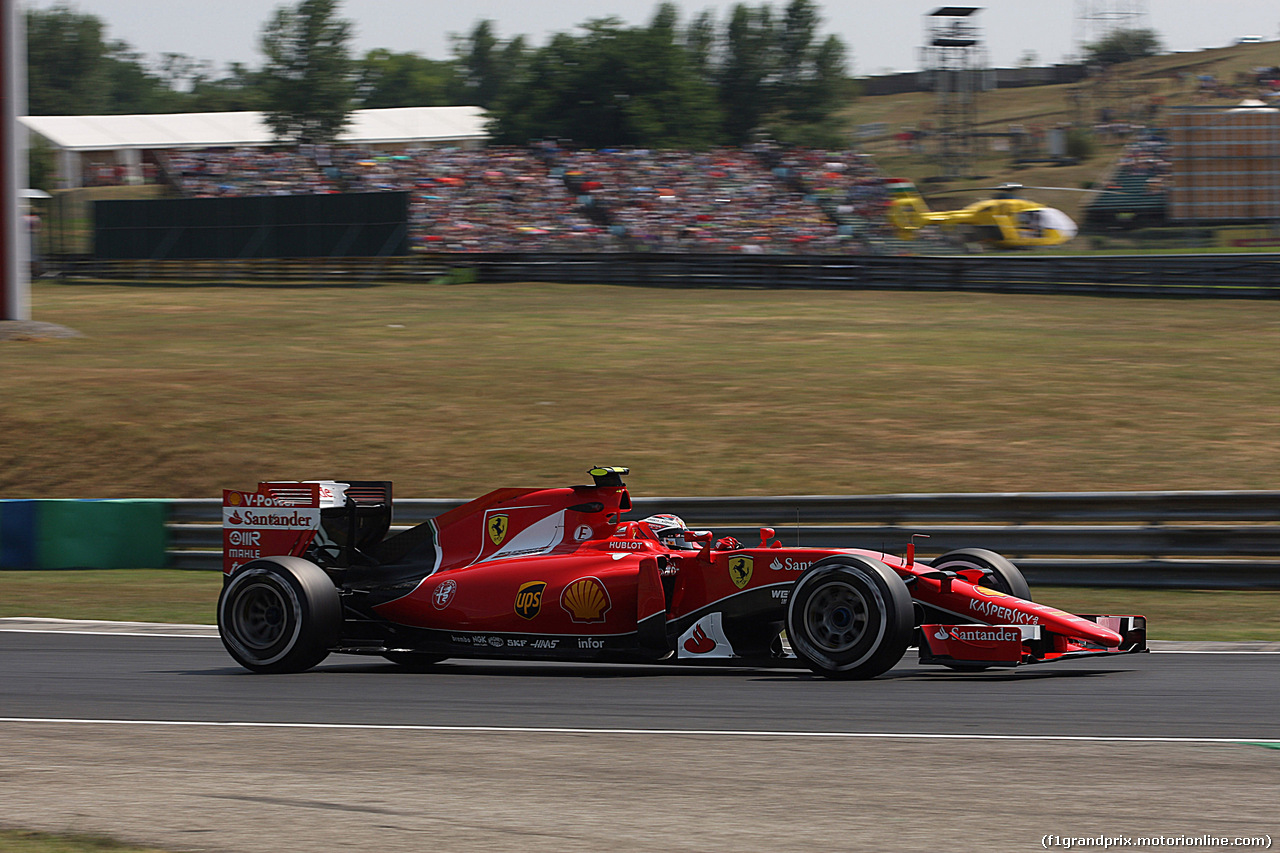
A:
222,481,392,574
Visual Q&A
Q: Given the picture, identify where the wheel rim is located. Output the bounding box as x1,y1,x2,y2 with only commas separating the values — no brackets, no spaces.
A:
230,581,290,650
802,581,870,654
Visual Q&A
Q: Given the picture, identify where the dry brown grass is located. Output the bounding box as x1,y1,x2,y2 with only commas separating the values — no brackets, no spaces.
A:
3,279,1279,499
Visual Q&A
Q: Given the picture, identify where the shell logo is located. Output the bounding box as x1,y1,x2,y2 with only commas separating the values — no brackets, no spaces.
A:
975,586,1006,598
560,577,612,623
227,492,243,506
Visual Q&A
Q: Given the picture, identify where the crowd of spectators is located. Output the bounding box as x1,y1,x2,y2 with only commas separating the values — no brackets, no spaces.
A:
1104,133,1171,196
165,142,917,254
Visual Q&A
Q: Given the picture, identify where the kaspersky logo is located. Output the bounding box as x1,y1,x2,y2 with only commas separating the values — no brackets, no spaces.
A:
728,556,753,589
488,514,509,546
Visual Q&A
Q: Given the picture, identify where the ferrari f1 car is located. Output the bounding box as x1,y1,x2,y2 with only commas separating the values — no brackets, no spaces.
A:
217,467,1147,679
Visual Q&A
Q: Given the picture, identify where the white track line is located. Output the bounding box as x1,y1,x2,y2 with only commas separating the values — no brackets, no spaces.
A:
0,717,1275,746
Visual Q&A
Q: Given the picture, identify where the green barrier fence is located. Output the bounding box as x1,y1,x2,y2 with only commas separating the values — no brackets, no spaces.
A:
0,500,169,569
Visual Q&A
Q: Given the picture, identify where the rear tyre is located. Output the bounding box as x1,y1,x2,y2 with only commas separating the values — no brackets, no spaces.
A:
218,557,341,673
785,556,913,680
929,548,1029,672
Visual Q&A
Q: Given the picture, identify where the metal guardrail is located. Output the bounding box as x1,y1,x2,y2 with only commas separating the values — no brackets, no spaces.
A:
465,253,1280,298
68,252,1280,297
169,491,1280,588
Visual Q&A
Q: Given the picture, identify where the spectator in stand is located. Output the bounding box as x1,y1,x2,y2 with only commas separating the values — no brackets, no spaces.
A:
167,143,922,254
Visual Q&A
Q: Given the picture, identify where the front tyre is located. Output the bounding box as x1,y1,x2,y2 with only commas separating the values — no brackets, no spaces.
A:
785,556,913,680
928,548,1030,672
218,557,342,673
930,548,1030,600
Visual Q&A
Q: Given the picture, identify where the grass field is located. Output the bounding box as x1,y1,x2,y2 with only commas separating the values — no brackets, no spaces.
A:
2,570,1277,641
4,279,1280,499
0,829,176,853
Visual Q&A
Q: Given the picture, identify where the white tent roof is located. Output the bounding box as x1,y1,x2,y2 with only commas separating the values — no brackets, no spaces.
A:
21,106,487,152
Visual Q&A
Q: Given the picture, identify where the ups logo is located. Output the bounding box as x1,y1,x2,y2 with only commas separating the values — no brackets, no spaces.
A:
515,581,546,619
728,555,754,589
488,513,509,546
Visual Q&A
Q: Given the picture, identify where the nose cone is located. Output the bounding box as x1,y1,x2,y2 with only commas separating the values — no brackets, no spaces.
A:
1039,207,1077,240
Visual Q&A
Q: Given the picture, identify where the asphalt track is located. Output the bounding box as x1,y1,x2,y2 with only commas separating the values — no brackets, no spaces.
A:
1,629,1277,852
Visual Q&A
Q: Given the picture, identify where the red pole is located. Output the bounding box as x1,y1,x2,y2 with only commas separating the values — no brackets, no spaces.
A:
0,0,29,322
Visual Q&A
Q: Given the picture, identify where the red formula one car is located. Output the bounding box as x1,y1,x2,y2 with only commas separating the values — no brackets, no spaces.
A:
217,467,1147,678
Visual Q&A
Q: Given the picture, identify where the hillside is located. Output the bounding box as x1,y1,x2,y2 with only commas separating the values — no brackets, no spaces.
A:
841,39,1280,228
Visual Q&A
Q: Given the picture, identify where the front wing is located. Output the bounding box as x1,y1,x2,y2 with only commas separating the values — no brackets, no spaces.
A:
918,615,1148,668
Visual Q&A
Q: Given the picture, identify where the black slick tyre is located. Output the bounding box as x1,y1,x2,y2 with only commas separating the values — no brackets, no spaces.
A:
217,557,342,673
928,548,1029,672
930,548,1030,600
785,555,913,680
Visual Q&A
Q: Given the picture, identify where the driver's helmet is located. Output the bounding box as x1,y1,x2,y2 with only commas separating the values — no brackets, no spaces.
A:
640,513,698,550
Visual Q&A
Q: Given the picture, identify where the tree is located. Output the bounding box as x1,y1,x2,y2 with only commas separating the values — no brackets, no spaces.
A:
187,63,268,113
357,49,462,108
259,0,357,144
719,4,777,144
778,0,818,92
452,20,535,110
1084,28,1163,66
490,16,720,148
26,4,112,114
682,9,718,84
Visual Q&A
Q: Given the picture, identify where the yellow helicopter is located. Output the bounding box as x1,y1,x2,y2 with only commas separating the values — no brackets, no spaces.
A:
885,179,1086,249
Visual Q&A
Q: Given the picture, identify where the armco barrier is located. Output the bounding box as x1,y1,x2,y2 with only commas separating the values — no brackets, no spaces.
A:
165,491,1280,589
67,252,1280,298
0,499,168,569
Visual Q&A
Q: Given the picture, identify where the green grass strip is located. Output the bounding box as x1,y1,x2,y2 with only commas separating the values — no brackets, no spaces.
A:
0,829,178,853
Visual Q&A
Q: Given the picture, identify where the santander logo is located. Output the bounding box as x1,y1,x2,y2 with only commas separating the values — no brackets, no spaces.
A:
683,623,717,655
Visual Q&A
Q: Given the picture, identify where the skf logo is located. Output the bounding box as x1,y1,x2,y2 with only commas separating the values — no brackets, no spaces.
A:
560,577,612,623
488,514,509,546
514,581,546,620
728,555,754,589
